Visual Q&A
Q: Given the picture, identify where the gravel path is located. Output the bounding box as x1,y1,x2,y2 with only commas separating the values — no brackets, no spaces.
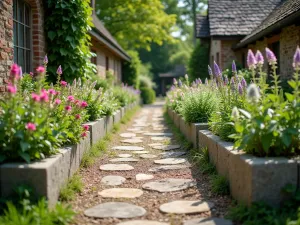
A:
71,102,232,225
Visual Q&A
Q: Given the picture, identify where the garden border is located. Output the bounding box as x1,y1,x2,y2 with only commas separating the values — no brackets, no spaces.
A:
0,103,138,207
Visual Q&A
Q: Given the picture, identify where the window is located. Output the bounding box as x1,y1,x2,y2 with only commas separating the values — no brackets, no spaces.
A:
105,56,109,71
13,0,32,73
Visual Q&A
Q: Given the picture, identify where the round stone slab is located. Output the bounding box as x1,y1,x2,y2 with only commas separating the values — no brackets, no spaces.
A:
120,133,136,138
84,202,146,218
144,133,173,136
160,151,186,158
133,151,149,154
127,128,142,131
99,188,143,198
183,218,233,225
117,220,169,225
136,173,154,181
112,146,145,151
142,178,196,192
118,154,132,158
101,175,126,186
140,154,157,159
152,145,181,151
154,158,186,165
151,137,171,141
148,143,163,147
110,158,139,162
100,164,134,171
159,201,214,214
149,165,189,172
121,139,143,144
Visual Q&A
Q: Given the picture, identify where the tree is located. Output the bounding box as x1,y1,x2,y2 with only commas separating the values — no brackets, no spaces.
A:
96,0,177,50
122,51,141,89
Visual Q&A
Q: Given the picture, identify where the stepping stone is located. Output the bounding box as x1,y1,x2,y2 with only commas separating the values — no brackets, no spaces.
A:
142,178,196,192
160,151,186,158
133,130,148,134
154,158,186,165
133,136,144,139
112,146,145,151
101,175,126,186
118,154,132,158
133,151,149,154
84,202,146,218
152,145,181,151
140,154,158,159
133,124,149,127
183,218,233,225
151,137,171,141
136,173,154,181
148,143,163,147
110,158,139,162
144,133,173,136
120,133,136,138
127,128,142,131
100,164,134,171
153,128,167,131
149,165,189,172
121,139,143,144
117,220,169,225
159,200,214,214
99,188,143,198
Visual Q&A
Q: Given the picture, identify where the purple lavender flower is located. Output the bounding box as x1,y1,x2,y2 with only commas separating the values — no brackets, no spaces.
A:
247,49,257,69
224,75,229,85
255,50,264,65
178,79,182,87
238,83,243,95
265,48,277,65
195,79,200,85
199,78,202,84
240,77,247,89
57,65,62,75
205,78,209,85
232,61,237,73
44,55,48,65
173,78,178,85
208,65,213,77
213,61,222,78
293,46,300,69
230,76,235,85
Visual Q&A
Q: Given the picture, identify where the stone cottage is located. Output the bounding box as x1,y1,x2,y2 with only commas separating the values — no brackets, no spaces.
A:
196,0,300,78
0,0,130,92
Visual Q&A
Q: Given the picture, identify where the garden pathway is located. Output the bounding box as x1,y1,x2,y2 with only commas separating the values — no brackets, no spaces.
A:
73,102,232,225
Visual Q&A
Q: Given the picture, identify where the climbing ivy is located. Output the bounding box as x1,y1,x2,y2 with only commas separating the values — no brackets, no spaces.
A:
44,0,94,82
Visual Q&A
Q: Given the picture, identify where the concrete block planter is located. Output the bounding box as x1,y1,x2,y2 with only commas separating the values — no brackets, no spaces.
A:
179,117,191,141
191,123,209,148
198,130,298,206
104,115,113,134
167,108,174,120
0,134,91,207
173,110,181,129
113,110,121,124
120,107,125,119
84,118,105,145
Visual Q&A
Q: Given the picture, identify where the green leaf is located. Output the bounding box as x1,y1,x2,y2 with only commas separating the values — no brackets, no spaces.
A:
239,109,251,119
285,93,294,102
19,152,31,163
71,23,77,31
0,154,7,163
59,48,68,56
48,31,56,41
282,132,292,147
288,80,297,89
20,141,30,152
261,133,273,152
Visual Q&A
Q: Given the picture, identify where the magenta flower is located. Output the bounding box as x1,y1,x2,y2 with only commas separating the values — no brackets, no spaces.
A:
31,93,41,102
241,77,247,89
26,122,36,131
208,65,213,77
232,61,237,73
81,132,87,137
67,95,75,102
57,65,62,75
29,72,34,77
293,46,300,69
83,125,89,131
65,105,72,111
7,83,17,94
40,90,49,102
54,99,61,105
60,81,67,87
75,114,81,119
48,89,56,95
247,50,257,69
213,61,222,77
80,101,88,108
36,66,45,74
238,83,243,95
255,50,264,65
44,55,48,65
265,48,277,64
10,64,20,80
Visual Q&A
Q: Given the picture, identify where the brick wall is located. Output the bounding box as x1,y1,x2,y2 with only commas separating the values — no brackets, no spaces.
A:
221,40,240,69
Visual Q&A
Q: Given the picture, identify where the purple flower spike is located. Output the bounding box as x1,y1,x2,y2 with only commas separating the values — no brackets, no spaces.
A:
57,65,62,75
241,77,247,88
293,46,300,69
230,76,235,85
213,61,222,77
199,78,202,84
247,50,257,69
44,55,48,65
232,61,237,73
205,78,209,85
238,83,243,95
208,65,213,77
195,79,200,85
255,50,264,65
178,79,182,87
173,78,178,85
224,75,229,85
265,48,277,64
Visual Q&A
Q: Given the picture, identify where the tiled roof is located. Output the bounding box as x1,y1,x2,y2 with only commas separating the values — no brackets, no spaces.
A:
196,15,210,38
90,14,130,61
239,0,300,46
208,0,281,36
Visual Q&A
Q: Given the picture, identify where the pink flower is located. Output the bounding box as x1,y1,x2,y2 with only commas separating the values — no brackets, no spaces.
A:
67,95,75,102
7,83,17,94
83,125,89,131
48,89,56,95
57,65,62,75
265,48,277,65
80,101,88,108
60,81,67,87
65,105,72,111
29,72,34,77
81,132,87,137
247,50,257,69
54,99,61,105
36,66,45,74
10,64,20,80
40,90,49,102
32,93,41,102
75,114,81,119
26,122,36,131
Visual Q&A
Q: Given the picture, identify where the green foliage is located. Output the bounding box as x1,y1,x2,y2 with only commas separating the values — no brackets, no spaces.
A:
19,74,35,93
188,42,209,81
188,147,216,174
112,86,140,107
59,174,83,202
211,175,230,195
122,51,141,89
44,0,94,82
140,87,156,104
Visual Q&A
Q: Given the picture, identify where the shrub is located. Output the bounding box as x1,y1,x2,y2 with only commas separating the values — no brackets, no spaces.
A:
140,87,156,104
122,50,141,89
112,85,140,107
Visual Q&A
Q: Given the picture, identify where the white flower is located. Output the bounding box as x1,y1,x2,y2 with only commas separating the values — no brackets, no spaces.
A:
247,83,260,102
231,106,239,119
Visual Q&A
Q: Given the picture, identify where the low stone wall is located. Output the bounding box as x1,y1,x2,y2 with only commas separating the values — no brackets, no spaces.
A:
198,130,298,206
0,103,138,207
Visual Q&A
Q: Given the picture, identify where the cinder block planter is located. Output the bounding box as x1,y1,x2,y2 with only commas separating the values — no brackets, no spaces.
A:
120,107,125,119
104,115,113,134
173,110,181,129
0,134,91,207
198,130,298,206
84,118,105,145
167,108,173,120
191,123,209,149
113,110,121,124
179,117,191,141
